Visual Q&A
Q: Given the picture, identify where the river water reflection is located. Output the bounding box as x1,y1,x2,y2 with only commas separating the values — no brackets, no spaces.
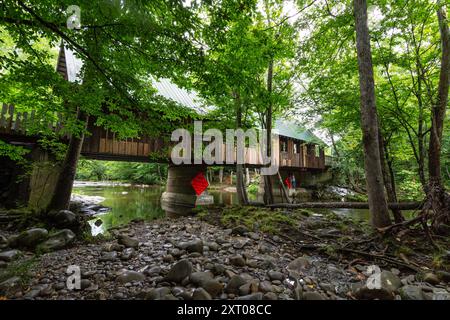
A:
72,183,415,235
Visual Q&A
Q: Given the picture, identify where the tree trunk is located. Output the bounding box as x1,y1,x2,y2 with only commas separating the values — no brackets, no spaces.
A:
354,0,391,228
429,2,450,230
263,59,275,205
378,128,404,223
47,110,88,211
234,91,248,205
429,3,449,189
219,167,223,184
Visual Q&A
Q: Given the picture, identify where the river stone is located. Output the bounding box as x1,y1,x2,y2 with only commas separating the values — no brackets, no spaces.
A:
231,225,249,235
225,275,247,294
166,259,193,283
287,256,311,272
163,254,174,263
423,272,440,285
103,243,124,252
189,271,214,286
201,279,223,297
117,270,145,283
192,287,212,300
437,271,450,283
0,249,21,262
229,255,246,267
205,241,219,251
53,210,77,227
353,271,401,300
212,264,226,275
182,239,204,254
37,229,75,252
0,234,7,245
303,292,325,300
0,276,21,294
145,287,171,300
430,288,450,300
267,270,284,281
259,281,273,293
145,266,162,276
100,251,118,261
120,248,135,261
10,228,49,248
118,235,139,248
238,281,258,296
263,292,278,300
399,285,425,300
236,292,263,300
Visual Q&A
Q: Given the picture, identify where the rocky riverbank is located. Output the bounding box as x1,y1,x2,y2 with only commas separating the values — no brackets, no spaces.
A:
1,204,450,300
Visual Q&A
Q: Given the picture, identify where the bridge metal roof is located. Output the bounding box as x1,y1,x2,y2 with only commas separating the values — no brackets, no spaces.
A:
58,44,324,146
58,44,209,113
274,120,326,146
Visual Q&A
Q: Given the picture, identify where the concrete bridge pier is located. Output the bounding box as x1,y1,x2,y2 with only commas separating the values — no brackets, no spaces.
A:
161,164,207,217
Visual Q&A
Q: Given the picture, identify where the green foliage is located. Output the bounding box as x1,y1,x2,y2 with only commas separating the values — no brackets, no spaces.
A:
0,139,29,162
75,159,167,185
297,0,449,198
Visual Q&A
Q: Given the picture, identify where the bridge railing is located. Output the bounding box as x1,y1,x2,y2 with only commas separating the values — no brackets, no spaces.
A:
0,103,65,137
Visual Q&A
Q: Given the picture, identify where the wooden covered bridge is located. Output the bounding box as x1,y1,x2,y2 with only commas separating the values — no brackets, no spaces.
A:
0,44,332,214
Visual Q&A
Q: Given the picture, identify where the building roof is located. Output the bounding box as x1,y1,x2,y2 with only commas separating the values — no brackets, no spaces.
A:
274,119,326,146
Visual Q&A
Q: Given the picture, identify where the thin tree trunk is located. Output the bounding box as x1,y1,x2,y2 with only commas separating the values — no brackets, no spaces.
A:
47,110,88,211
378,128,404,223
219,167,223,184
263,59,275,205
234,91,248,205
354,0,391,228
416,71,428,191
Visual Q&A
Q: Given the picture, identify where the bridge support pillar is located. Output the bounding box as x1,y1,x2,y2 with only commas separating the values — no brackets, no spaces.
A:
0,146,61,211
161,165,206,217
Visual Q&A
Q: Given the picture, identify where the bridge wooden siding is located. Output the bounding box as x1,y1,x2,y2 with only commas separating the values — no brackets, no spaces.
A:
0,103,328,170
0,104,65,136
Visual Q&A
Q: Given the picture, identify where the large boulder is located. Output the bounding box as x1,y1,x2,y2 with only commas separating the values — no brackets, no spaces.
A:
9,228,48,249
37,229,75,252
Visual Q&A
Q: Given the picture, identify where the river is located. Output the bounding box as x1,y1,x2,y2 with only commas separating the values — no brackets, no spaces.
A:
72,182,414,235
